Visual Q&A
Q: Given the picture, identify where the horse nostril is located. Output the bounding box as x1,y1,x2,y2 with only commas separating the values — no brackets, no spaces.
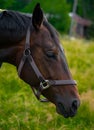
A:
58,102,65,112
57,102,69,118
71,99,79,113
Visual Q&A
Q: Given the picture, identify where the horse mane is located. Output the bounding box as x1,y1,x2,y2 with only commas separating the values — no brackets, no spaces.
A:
0,10,31,45
0,10,58,46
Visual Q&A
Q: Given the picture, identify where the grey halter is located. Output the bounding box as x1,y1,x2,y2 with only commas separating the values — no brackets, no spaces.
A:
18,25,77,102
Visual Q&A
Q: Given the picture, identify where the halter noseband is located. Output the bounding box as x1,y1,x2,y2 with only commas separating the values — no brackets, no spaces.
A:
18,25,77,102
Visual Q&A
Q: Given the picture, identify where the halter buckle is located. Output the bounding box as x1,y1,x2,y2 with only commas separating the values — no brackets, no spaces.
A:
24,48,31,56
40,80,50,90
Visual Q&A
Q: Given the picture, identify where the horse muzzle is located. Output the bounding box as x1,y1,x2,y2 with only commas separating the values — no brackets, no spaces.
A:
56,98,80,118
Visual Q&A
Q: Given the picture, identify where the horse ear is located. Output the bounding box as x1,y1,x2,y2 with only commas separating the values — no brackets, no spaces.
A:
32,3,43,30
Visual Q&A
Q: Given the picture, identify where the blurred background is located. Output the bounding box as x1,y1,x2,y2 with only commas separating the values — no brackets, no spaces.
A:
0,0,94,39
0,0,94,130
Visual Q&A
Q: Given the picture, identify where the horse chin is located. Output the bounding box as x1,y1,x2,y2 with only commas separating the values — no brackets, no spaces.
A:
56,104,76,118
56,106,69,118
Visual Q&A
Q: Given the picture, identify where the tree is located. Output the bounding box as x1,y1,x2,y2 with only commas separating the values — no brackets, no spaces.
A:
67,0,94,38
78,0,94,38
0,0,15,9
0,0,30,10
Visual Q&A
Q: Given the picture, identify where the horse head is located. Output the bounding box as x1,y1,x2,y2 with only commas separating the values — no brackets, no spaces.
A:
0,3,80,118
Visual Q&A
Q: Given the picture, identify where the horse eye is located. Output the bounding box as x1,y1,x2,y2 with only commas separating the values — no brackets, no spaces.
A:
46,51,57,59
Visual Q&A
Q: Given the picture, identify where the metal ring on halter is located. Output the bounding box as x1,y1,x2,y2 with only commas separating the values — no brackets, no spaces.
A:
18,24,77,103
24,48,31,56
40,80,50,90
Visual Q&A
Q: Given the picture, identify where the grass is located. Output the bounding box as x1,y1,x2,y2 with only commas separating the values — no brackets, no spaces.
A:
0,38,94,130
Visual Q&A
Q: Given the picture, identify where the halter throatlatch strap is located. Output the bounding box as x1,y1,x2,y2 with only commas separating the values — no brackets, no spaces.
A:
18,25,77,102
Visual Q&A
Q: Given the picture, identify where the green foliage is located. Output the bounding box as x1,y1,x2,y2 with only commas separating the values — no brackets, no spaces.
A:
0,0,15,9
0,38,94,129
0,0,30,10
77,0,94,38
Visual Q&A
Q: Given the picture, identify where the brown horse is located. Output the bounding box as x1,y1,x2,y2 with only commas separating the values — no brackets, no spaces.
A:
0,3,80,118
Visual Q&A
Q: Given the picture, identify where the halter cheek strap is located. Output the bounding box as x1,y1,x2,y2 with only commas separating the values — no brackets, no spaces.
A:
18,26,77,102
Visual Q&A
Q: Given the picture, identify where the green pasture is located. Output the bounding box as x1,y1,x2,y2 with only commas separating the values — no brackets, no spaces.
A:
0,38,94,130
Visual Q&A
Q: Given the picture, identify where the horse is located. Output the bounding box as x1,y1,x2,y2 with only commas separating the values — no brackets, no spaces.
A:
0,3,80,118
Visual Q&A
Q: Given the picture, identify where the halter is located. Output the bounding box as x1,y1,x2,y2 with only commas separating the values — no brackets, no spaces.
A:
18,25,77,102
